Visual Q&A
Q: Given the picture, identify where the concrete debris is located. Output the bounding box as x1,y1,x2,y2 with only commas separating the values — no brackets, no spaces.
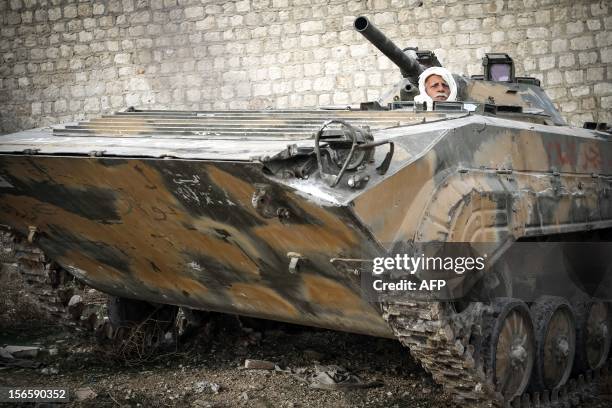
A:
306,365,383,391
193,381,221,394
3,345,40,358
48,348,59,356
244,359,276,370
74,387,97,401
0,348,15,361
0,345,39,369
40,367,59,375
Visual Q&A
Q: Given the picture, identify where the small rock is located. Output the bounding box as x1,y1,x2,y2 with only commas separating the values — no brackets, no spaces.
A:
244,359,275,370
422,388,431,394
75,387,97,401
41,367,59,375
193,381,220,394
192,399,213,408
68,295,84,319
3,346,40,359
240,391,249,401
162,332,174,344
48,348,59,356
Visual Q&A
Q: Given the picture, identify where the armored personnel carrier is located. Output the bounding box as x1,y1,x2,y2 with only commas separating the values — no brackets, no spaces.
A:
1,16,611,407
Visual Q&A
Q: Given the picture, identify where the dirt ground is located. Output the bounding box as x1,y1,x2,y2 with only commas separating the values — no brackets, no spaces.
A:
1,277,611,408
1,313,457,408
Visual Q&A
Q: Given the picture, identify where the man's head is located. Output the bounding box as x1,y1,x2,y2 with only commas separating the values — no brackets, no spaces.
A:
414,67,457,110
424,74,450,101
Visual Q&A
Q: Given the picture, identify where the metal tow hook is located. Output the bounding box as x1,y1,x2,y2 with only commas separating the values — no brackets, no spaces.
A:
287,252,304,274
28,226,38,243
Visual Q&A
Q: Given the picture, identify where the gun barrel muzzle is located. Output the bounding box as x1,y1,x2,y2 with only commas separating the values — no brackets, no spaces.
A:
354,16,423,81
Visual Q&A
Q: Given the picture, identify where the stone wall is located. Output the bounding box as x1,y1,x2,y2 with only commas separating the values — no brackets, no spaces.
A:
0,0,610,134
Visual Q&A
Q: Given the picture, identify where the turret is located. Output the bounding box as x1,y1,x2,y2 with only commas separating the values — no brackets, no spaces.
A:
354,16,567,125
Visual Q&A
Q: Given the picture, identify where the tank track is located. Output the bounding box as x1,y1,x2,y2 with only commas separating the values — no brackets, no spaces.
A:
382,301,610,407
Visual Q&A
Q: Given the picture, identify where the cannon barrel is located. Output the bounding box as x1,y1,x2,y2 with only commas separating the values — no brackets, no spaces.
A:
354,16,423,83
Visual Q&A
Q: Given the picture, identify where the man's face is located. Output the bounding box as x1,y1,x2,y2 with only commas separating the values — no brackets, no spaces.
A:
425,74,450,101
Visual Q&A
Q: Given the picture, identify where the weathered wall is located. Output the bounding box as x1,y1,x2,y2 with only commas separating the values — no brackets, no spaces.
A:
0,0,610,133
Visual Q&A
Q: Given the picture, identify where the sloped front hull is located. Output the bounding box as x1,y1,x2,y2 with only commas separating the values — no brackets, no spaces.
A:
0,155,392,337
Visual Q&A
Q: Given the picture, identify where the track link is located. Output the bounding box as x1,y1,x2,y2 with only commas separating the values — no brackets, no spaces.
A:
382,301,610,407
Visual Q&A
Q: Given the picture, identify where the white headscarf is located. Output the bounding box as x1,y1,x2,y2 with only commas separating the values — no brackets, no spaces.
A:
413,66,457,110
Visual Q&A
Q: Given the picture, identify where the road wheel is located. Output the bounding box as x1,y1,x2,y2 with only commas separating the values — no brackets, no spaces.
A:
573,301,611,374
529,296,576,391
482,298,535,400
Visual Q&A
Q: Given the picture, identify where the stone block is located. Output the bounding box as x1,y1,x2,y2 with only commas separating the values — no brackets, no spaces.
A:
48,7,61,21
564,69,584,84
546,70,563,86
586,67,604,81
300,21,324,33
530,40,549,55
594,82,612,96
527,27,548,39
558,54,575,67
184,6,203,19
596,31,612,48
566,21,584,35
114,53,131,64
551,39,568,53
602,47,612,63
539,56,556,71
84,97,100,112
570,35,594,51
93,3,105,15
578,51,598,65
570,85,590,97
